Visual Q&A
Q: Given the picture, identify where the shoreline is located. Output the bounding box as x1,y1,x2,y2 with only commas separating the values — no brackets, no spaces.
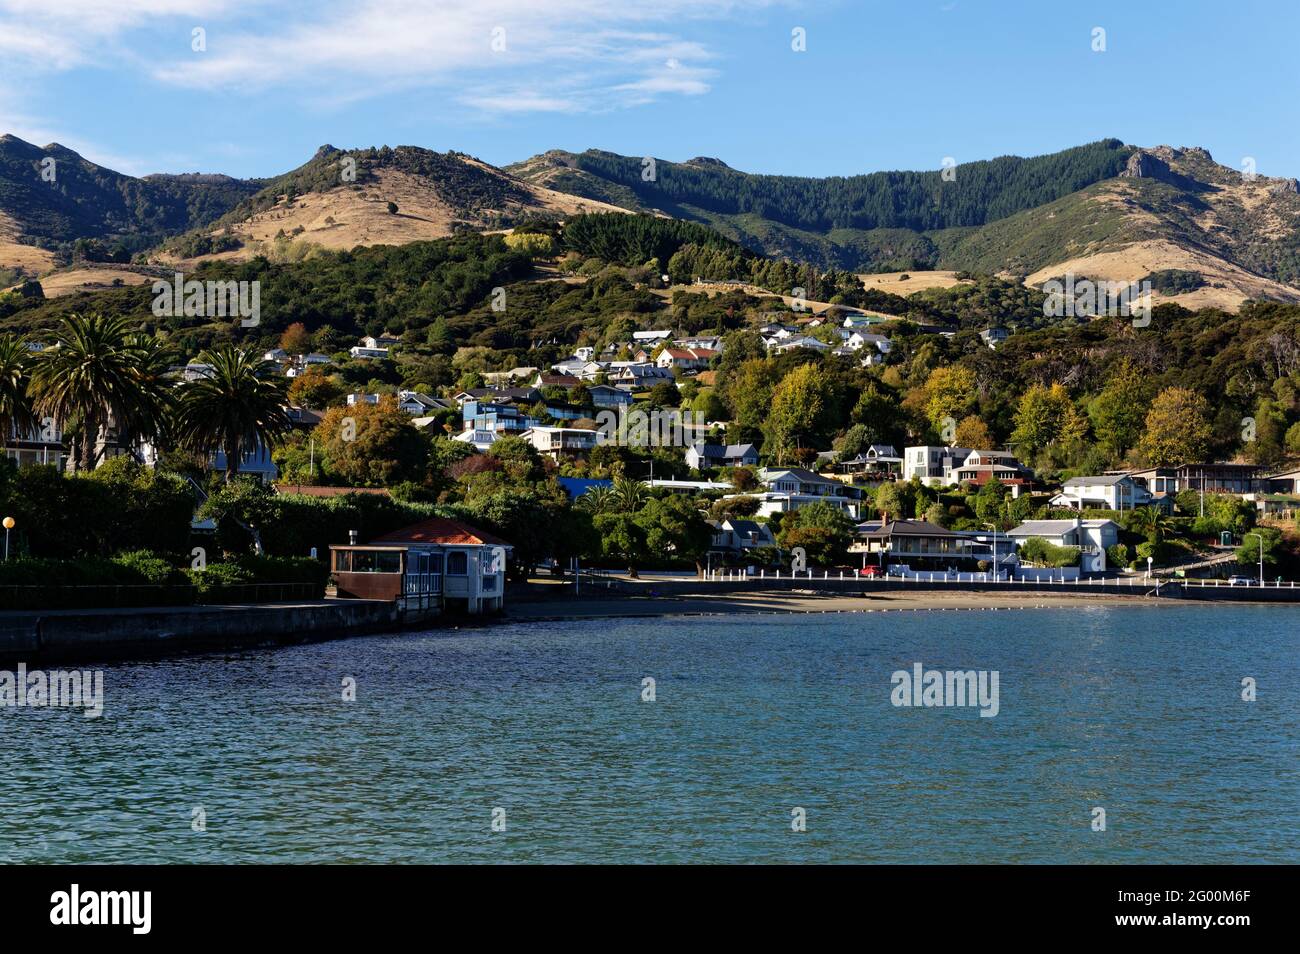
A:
502,589,1209,621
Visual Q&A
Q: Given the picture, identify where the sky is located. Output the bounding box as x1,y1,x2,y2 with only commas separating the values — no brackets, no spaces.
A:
1,0,1297,180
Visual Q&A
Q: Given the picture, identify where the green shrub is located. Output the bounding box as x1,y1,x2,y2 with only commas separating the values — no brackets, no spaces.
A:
1106,543,1130,569
0,553,191,609
1018,537,1080,567
112,549,187,585
185,563,253,598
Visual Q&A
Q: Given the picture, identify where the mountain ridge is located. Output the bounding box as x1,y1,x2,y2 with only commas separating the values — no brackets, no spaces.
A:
3,134,1299,312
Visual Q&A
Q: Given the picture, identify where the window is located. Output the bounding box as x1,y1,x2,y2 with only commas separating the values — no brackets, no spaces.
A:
447,551,468,575
349,550,401,573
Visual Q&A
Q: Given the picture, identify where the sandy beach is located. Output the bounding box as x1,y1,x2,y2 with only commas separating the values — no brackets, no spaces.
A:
503,589,1169,620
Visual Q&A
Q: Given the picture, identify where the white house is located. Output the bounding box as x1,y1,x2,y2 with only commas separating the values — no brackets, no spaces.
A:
452,428,499,452
656,347,718,371
747,467,865,519
903,446,973,486
769,336,832,354
1008,518,1120,574
709,519,776,554
1049,474,1158,511
846,331,891,355
181,362,215,381
520,426,598,458
979,327,1010,349
349,346,389,359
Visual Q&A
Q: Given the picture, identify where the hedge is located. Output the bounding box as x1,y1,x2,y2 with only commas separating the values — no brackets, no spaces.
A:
0,551,328,610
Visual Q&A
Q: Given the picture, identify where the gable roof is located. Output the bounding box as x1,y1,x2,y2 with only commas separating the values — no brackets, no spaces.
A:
689,441,757,459
1010,519,1118,537
863,519,959,538
1064,474,1129,486
371,517,512,548
761,467,838,486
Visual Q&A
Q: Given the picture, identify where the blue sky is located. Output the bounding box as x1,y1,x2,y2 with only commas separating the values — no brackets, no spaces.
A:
1,0,1297,180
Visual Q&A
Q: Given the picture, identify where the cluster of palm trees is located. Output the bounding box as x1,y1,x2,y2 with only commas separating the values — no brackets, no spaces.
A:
574,477,649,515
0,313,293,482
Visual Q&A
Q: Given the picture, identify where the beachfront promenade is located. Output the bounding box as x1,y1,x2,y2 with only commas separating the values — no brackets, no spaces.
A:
538,569,1300,602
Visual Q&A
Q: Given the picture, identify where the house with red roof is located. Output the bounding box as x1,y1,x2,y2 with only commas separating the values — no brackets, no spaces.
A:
655,347,718,372
329,517,512,615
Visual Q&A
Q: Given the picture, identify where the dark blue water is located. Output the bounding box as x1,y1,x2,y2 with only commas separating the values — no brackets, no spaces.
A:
2,603,1296,863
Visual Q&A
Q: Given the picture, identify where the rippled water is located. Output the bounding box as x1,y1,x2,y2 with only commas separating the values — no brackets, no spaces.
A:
2,603,1296,863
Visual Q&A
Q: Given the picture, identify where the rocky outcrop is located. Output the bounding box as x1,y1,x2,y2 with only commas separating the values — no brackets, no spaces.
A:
1119,150,1172,180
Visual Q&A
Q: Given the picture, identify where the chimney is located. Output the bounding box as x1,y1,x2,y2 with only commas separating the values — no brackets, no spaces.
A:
348,529,358,545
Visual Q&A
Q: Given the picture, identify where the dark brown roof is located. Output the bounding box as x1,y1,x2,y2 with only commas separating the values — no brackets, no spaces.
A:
862,519,958,538
371,517,512,547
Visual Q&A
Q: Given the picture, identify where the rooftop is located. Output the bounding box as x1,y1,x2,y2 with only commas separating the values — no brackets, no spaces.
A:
371,517,512,548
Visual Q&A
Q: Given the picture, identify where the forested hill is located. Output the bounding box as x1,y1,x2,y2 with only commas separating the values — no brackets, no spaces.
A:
0,134,260,261
529,140,1133,233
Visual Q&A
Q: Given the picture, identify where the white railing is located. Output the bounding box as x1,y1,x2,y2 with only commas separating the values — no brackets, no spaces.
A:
696,569,1298,588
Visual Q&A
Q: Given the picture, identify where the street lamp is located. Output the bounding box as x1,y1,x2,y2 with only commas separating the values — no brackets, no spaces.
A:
983,522,999,581
2,516,13,561
1244,531,1266,586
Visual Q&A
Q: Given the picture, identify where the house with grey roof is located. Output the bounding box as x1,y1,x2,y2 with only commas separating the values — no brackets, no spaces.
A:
709,518,777,554
1049,474,1161,511
1008,517,1120,574
685,441,759,471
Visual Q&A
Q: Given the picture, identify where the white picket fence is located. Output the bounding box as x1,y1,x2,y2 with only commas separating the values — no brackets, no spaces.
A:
698,568,1297,589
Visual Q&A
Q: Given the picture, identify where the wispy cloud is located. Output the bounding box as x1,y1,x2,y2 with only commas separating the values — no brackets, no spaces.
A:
0,0,776,115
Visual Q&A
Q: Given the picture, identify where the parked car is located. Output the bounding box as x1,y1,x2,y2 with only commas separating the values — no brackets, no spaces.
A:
858,565,882,578
1227,575,1255,586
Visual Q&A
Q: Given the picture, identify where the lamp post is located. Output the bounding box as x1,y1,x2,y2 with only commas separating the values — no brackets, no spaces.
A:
2,516,13,561
1244,531,1266,586
984,521,999,581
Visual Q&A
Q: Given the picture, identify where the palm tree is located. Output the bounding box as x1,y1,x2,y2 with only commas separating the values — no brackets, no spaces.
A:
173,345,292,482
0,333,35,449
612,476,648,512
576,484,616,515
29,313,164,471
1128,505,1173,544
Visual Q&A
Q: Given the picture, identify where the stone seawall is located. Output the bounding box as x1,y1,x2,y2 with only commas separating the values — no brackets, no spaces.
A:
0,599,421,665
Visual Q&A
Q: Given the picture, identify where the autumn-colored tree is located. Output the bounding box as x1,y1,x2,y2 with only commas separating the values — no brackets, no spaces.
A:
314,396,429,486
922,365,977,435
764,363,832,464
1010,382,1087,456
1137,387,1212,466
279,322,313,355
287,367,343,408
953,415,993,450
